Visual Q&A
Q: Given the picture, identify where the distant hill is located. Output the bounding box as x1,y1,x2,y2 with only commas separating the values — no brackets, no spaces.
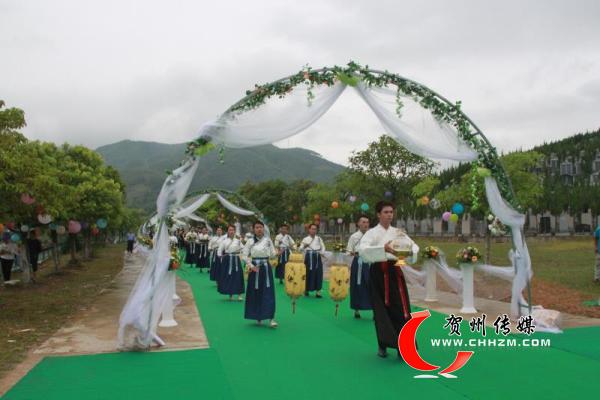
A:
96,140,345,212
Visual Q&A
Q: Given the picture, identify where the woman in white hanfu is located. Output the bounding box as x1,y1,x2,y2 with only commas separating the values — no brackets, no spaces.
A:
299,223,326,298
274,224,297,284
357,201,419,360
346,214,372,319
242,221,278,328
217,224,245,301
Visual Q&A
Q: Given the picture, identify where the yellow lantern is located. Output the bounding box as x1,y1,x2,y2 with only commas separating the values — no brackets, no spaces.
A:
288,252,304,263
284,260,306,313
328,265,350,316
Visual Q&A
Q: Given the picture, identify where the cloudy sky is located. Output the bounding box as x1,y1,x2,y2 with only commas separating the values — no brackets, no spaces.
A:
2,0,599,165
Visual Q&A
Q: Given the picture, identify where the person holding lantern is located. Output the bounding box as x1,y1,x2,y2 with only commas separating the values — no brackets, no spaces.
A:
218,225,245,301
196,226,211,272
242,221,278,327
299,223,326,298
346,215,372,318
357,200,419,360
274,224,296,284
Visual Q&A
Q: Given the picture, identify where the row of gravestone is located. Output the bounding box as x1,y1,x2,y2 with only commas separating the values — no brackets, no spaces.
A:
287,211,600,237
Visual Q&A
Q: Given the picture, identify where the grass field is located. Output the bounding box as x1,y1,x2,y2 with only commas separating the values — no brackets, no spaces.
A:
0,244,125,380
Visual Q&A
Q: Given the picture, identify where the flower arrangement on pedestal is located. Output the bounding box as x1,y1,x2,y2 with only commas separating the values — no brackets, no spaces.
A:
421,245,441,260
168,242,181,271
456,246,481,265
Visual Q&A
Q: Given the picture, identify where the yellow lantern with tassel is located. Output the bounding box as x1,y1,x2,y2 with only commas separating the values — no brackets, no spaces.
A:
284,257,306,314
328,265,350,317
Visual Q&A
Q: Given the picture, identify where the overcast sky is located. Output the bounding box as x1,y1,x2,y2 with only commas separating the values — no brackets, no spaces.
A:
2,0,599,165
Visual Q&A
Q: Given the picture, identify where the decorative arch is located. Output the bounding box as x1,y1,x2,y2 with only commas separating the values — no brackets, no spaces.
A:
120,61,541,350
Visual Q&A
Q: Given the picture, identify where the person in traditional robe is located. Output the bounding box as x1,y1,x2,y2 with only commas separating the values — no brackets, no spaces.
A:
242,221,278,327
184,229,198,266
299,223,326,298
209,227,225,283
347,214,372,319
357,200,419,360
209,226,223,277
218,225,245,301
196,226,211,272
274,224,296,284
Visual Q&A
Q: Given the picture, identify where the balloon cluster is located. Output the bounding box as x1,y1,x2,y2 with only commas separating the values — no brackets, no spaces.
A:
442,202,465,223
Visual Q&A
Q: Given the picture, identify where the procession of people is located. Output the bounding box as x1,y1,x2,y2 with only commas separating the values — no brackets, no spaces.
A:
172,199,419,360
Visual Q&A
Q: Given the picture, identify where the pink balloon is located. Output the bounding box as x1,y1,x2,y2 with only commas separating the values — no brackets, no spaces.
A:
68,220,82,234
20,193,35,205
442,211,452,222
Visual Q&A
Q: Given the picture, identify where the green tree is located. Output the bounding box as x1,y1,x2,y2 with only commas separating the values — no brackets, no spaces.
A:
348,135,436,213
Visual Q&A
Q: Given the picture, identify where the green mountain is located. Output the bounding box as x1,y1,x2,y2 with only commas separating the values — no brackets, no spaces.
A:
96,140,344,212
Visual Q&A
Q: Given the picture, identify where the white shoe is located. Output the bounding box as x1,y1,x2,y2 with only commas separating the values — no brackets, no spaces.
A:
270,320,278,328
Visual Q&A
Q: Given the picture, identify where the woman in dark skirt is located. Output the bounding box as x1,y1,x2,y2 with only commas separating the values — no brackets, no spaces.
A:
209,226,224,280
274,224,296,284
243,221,278,328
347,215,372,318
196,226,211,272
184,230,198,266
299,224,326,298
217,225,245,300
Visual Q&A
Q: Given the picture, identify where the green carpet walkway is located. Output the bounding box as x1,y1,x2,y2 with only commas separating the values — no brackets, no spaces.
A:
3,262,599,399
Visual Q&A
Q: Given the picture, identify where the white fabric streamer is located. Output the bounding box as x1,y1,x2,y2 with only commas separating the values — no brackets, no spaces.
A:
174,193,211,218
118,157,200,350
484,177,533,318
215,193,256,216
198,83,347,147
354,83,479,162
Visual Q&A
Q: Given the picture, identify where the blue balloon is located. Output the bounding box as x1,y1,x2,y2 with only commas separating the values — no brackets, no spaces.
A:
49,223,57,230
11,233,21,242
96,218,108,229
452,202,465,215
360,203,370,211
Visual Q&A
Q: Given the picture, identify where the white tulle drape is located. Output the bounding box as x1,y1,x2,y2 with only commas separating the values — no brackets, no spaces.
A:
199,83,346,147
118,158,200,350
174,193,211,218
401,252,463,294
215,193,256,216
354,83,479,162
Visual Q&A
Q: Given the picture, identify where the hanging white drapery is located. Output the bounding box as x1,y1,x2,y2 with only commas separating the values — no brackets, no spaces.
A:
174,193,211,218
118,158,200,350
401,252,463,294
484,178,532,314
354,83,479,162
200,83,347,147
215,193,256,216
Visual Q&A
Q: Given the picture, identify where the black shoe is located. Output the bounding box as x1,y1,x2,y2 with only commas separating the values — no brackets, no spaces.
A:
279,279,283,284
315,293,323,298
377,348,388,358
354,311,361,319
304,292,309,297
